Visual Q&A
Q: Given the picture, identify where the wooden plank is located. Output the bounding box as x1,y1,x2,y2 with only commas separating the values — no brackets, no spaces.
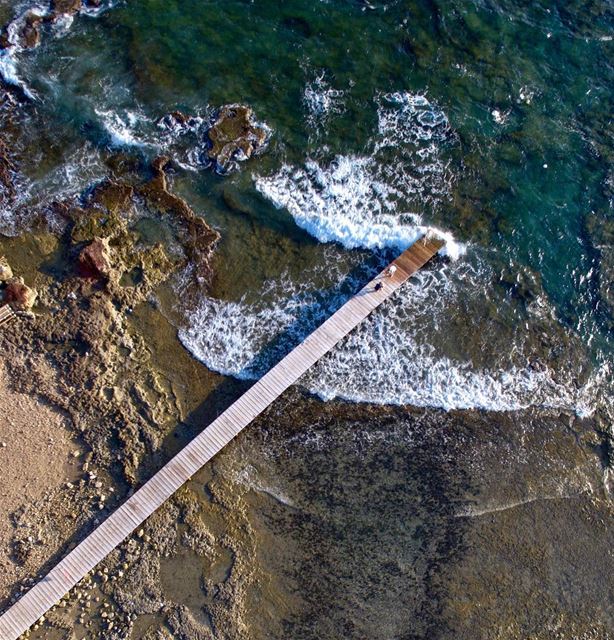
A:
0,304,16,327
0,236,443,640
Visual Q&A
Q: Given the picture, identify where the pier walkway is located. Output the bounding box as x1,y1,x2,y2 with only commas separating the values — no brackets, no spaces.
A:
0,236,443,640
0,305,15,328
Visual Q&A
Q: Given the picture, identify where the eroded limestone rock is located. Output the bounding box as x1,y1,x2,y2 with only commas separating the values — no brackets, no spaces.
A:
0,256,12,281
3,276,37,310
138,157,220,283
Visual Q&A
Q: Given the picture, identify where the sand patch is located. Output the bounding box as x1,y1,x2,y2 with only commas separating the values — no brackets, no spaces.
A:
0,361,80,597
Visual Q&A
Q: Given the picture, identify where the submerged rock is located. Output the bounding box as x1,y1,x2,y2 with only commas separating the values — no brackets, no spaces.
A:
0,256,12,281
138,156,220,283
206,104,268,173
3,277,37,310
77,237,112,280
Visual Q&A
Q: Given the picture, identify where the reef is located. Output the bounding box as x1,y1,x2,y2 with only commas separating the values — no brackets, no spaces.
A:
137,156,220,284
206,104,269,173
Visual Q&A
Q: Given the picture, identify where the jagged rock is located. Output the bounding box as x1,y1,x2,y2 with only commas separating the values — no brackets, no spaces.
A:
77,237,112,280
3,277,37,310
0,136,16,206
138,157,220,282
20,12,43,48
50,0,82,17
206,104,268,172
89,179,134,216
0,256,12,281
157,110,195,132
166,605,212,640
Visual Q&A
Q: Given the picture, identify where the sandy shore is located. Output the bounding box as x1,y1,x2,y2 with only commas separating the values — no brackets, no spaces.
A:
0,362,80,599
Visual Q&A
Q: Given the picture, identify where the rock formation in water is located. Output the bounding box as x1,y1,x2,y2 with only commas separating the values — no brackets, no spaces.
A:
206,104,269,173
138,156,220,283
50,0,82,18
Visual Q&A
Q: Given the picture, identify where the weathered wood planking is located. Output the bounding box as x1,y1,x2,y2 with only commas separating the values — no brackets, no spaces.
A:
0,236,444,640
0,305,15,327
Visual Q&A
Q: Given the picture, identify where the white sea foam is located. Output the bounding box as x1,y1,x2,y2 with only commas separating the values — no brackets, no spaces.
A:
0,49,33,98
178,263,600,415
255,91,464,259
0,2,48,99
95,108,157,149
303,72,345,131
0,0,117,98
33,143,108,202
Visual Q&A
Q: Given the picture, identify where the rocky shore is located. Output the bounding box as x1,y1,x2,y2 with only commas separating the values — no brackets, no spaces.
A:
0,4,611,633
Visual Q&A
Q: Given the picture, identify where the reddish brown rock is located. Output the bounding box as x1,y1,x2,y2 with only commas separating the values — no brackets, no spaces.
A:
77,237,112,280
3,277,37,311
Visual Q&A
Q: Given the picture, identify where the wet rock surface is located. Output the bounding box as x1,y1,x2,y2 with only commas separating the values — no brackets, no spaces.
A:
206,104,269,173
19,12,43,49
50,0,82,17
138,156,220,284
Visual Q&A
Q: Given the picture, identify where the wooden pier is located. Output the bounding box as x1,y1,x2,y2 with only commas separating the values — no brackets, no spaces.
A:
0,305,15,328
0,236,443,640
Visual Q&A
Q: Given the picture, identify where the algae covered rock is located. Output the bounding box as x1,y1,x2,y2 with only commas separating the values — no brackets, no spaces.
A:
138,156,220,283
206,104,268,173
50,0,82,17
20,12,43,48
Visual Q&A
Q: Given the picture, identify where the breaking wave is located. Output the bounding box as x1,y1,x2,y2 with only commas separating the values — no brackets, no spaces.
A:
177,90,605,414
255,92,464,259
303,71,345,132
178,262,601,415
95,108,158,149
